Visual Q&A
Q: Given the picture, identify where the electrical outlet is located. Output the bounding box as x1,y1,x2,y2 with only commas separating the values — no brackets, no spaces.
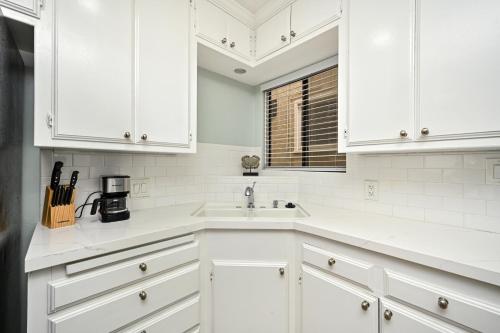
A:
130,178,152,198
364,180,379,201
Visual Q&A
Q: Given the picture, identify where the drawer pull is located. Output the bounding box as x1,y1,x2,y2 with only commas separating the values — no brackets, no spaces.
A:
361,301,370,311
279,267,285,276
328,258,336,266
139,263,147,272
139,291,147,301
438,297,449,309
384,309,393,321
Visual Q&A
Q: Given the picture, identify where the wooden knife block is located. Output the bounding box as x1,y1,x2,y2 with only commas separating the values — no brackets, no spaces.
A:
41,186,76,229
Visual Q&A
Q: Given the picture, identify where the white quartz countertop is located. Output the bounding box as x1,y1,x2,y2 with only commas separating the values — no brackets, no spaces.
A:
25,202,500,286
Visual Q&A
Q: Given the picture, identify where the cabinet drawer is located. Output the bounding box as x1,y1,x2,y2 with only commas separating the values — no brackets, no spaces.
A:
118,295,200,333
302,243,373,288
49,240,199,311
48,263,200,333
385,270,500,333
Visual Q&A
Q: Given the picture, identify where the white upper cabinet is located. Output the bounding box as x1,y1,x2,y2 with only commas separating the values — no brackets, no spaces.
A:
301,266,378,333
196,0,228,48
342,0,500,152
255,6,291,60
291,0,341,41
0,0,39,17
53,0,134,143
196,0,253,59
211,261,289,333
135,0,191,147
417,0,500,140
35,0,196,153
226,15,252,59
346,0,414,145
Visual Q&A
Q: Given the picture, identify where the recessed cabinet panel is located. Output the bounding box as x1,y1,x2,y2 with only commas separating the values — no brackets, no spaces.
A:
301,266,378,333
347,0,414,144
380,299,468,333
54,0,134,142
227,15,252,59
212,260,289,333
196,0,227,47
136,0,190,146
256,6,291,60
291,0,341,41
418,0,500,139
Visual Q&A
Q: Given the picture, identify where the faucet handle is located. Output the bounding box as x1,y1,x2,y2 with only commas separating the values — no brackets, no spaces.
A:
273,200,279,208
251,181,256,189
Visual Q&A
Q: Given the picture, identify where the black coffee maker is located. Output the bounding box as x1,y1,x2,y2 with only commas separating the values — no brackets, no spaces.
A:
91,175,130,222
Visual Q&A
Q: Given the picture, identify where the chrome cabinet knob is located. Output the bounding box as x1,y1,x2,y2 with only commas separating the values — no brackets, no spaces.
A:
290,30,296,38
279,267,285,276
230,41,236,48
328,258,336,266
221,37,227,44
400,130,408,138
124,131,131,139
141,134,148,141
421,128,430,136
139,263,147,272
384,309,393,321
281,35,287,42
139,291,147,300
438,297,449,309
361,301,370,311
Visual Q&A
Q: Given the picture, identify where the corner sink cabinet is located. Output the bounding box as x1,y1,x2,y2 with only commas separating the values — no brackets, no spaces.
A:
27,229,500,333
341,0,500,152
33,0,197,153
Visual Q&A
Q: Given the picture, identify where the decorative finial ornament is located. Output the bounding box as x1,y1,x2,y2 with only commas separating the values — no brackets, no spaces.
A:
241,155,260,176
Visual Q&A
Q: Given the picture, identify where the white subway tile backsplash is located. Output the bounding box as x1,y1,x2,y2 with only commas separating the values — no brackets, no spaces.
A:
443,169,485,184
425,209,464,227
424,183,463,197
425,155,464,169
407,169,442,183
487,201,500,217
40,147,500,234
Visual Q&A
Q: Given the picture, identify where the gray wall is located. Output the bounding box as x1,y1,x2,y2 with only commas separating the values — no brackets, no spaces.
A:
197,67,260,147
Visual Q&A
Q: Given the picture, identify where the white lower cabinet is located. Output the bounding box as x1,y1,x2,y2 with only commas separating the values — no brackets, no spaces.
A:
211,260,289,333
301,265,378,333
380,298,468,333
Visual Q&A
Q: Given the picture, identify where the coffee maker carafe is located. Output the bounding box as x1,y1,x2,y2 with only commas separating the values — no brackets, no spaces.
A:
91,175,130,222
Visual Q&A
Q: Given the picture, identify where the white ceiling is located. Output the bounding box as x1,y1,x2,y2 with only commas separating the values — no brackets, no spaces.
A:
233,0,271,13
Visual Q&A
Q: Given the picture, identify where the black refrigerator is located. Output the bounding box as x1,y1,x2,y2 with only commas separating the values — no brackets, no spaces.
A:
0,8,37,333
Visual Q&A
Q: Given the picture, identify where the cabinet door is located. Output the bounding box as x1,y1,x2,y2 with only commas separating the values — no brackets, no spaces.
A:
196,0,227,48
135,0,191,146
380,299,468,333
0,0,39,17
347,0,414,145
227,15,252,59
255,6,291,59
291,0,341,41
418,0,500,140
301,266,378,333
211,260,289,333
54,0,133,143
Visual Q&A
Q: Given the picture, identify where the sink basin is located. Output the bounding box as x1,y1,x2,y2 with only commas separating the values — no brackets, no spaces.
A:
193,204,309,219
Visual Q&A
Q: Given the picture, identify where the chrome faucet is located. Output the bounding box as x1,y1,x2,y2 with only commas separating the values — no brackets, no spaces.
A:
244,182,256,209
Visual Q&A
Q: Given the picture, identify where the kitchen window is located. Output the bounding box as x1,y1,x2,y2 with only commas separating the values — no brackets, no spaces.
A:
264,66,346,171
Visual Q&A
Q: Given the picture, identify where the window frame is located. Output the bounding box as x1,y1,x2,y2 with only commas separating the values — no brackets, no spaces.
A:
260,57,345,173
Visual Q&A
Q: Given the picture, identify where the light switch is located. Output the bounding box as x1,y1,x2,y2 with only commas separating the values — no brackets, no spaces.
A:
130,178,152,198
494,165,500,180
486,158,500,184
